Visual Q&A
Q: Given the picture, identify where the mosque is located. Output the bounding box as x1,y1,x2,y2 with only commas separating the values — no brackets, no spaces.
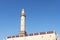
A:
7,9,57,40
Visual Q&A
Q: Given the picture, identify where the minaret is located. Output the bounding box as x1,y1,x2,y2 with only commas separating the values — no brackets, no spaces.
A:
19,9,26,37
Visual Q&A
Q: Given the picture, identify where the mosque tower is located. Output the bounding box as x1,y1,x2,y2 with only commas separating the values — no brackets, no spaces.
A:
7,9,57,40
19,9,26,37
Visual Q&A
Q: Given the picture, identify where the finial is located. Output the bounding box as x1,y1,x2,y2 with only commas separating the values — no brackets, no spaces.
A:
21,9,25,16
22,9,24,14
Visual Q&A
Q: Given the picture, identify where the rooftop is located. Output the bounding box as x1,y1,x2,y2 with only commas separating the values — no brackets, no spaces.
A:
7,31,56,38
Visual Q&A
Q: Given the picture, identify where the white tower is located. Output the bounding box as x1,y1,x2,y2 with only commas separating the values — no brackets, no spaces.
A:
19,9,26,37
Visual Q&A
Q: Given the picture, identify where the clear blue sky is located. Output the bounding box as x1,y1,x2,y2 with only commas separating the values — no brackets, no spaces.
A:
0,0,60,40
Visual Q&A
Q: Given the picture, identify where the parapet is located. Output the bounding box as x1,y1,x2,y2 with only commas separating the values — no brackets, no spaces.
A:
7,31,56,38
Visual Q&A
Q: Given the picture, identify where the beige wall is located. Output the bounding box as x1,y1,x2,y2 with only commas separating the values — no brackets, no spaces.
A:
7,32,57,40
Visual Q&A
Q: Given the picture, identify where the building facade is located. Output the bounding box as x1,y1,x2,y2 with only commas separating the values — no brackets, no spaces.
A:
7,9,57,40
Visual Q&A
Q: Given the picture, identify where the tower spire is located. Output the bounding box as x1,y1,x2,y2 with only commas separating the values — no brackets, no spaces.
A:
21,9,25,16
